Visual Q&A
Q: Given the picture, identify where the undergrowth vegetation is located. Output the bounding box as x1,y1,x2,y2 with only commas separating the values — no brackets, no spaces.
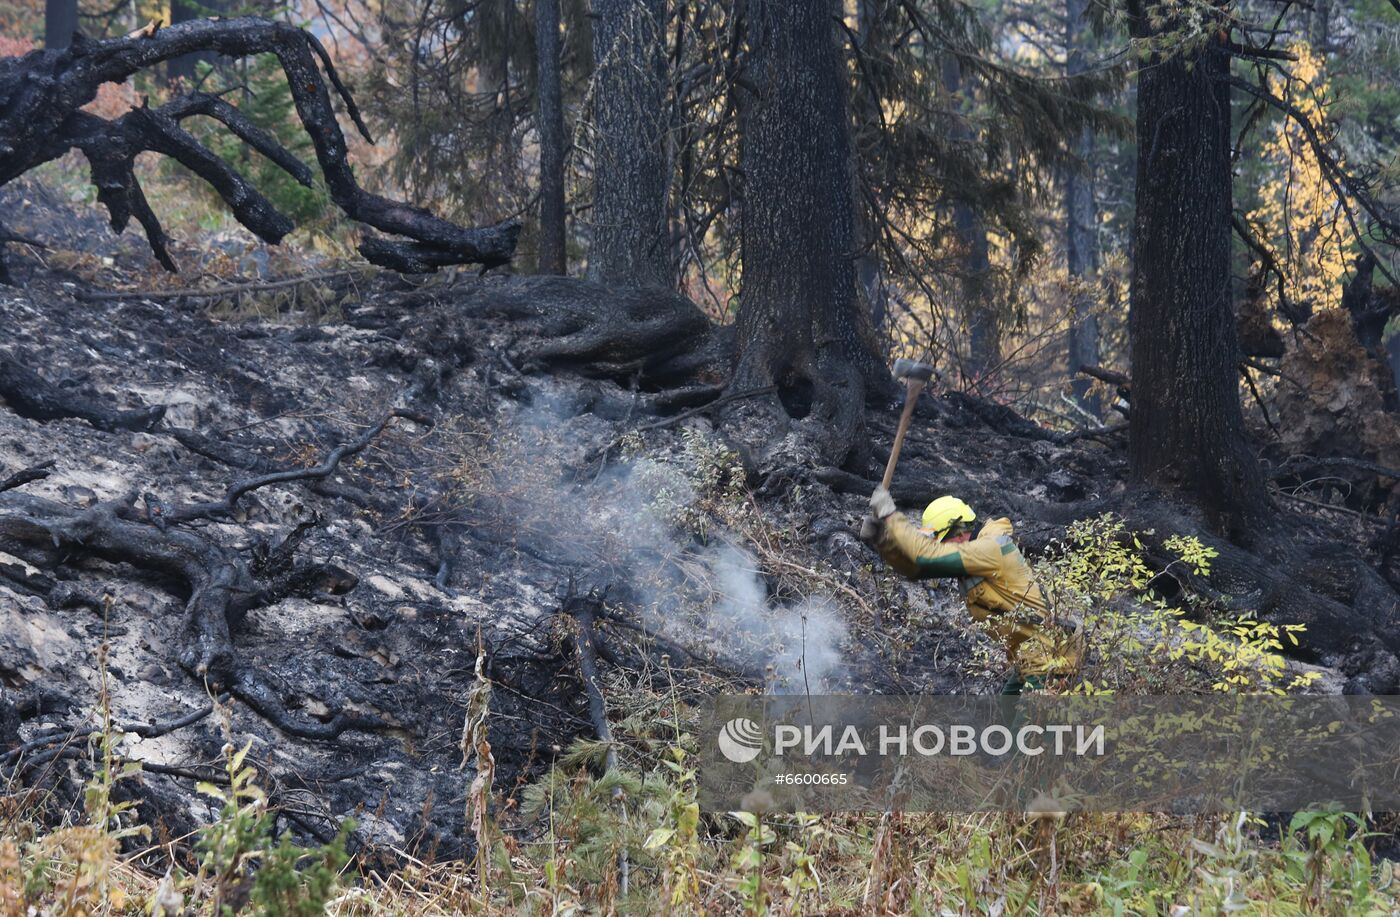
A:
2,429,1395,915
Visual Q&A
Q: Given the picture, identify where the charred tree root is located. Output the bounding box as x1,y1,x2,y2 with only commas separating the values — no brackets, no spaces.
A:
455,276,722,387
167,427,382,511
1,700,216,778
0,17,519,280
0,356,165,432
0,495,384,740
159,404,426,524
580,385,777,469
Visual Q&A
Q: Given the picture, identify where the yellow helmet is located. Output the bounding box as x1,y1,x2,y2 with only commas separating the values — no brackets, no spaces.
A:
922,495,976,540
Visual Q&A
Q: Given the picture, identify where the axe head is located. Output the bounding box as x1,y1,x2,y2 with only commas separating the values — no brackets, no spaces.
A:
891,358,934,384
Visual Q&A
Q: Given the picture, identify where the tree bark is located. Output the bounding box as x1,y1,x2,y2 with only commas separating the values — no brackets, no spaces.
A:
1128,19,1269,539
955,199,997,379
1310,0,1332,50
1063,0,1101,418
941,55,998,382
536,0,567,274
476,0,525,205
852,0,890,333
167,0,216,84
44,0,77,50
728,0,888,470
587,0,671,288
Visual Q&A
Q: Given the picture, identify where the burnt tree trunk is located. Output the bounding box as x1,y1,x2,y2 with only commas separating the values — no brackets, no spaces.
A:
1310,0,1332,50
536,0,567,274
728,0,887,470
44,0,77,50
851,0,890,333
955,200,997,379
587,0,670,288
1128,18,1269,539
941,55,998,382
477,0,525,204
167,0,220,84
1063,0,1101,418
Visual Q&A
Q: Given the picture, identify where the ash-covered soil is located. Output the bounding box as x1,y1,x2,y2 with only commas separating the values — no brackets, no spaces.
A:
0,181,1358,862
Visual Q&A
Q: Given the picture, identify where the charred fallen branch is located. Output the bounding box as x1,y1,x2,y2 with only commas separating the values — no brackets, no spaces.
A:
1076,365,1131,413
1271,455,1400,484
0,459,54,493
0,17,519,280
77,269,367,303
0,356,165,432
168,426,382,512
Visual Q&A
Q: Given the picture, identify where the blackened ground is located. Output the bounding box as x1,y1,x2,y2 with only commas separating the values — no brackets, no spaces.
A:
0,180,1394,868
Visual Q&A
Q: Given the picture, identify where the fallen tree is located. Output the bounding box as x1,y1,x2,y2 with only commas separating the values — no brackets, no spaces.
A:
0,17,519,282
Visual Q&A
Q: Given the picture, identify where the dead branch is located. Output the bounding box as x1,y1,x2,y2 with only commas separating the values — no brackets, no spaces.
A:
1242,366,1280,437
0,460,55,493
1054,422,1128,444
0,356,166,432
167,427,267,471
1272,455,1400,483
1223,40,1297,62
166,425,375,509
1273,490,1386,524
0,17,519,280
1232,214,1307,324
1076,364,1128,387
1225,74,1400,289
629,385,778,434
563,586,615,753
583,385,777,465
592,605,722,669
1076,364,1131,413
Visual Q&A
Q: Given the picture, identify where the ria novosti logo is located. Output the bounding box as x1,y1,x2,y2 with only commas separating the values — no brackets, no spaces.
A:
717,717,764,763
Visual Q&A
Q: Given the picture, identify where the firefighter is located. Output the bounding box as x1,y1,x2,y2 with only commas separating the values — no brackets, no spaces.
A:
863,487,1082,695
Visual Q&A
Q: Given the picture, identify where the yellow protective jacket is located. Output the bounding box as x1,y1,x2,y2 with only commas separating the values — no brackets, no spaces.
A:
876,514,1082,677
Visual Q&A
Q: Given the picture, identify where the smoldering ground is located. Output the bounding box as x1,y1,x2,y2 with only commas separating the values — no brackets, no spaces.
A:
469,392,853,693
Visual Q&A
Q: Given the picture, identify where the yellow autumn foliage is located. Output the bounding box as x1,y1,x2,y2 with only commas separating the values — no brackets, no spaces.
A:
1246,42,1354,312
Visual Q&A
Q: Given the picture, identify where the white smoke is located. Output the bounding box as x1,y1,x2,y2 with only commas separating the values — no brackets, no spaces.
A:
481,392,849,692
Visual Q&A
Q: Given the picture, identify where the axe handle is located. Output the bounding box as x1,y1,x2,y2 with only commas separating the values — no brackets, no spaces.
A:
881,379,925,490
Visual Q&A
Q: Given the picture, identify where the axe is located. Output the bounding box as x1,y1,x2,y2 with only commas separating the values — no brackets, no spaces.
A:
880,358,935,490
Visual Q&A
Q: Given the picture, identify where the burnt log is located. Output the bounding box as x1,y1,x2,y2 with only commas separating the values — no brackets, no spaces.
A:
0,17,518,280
